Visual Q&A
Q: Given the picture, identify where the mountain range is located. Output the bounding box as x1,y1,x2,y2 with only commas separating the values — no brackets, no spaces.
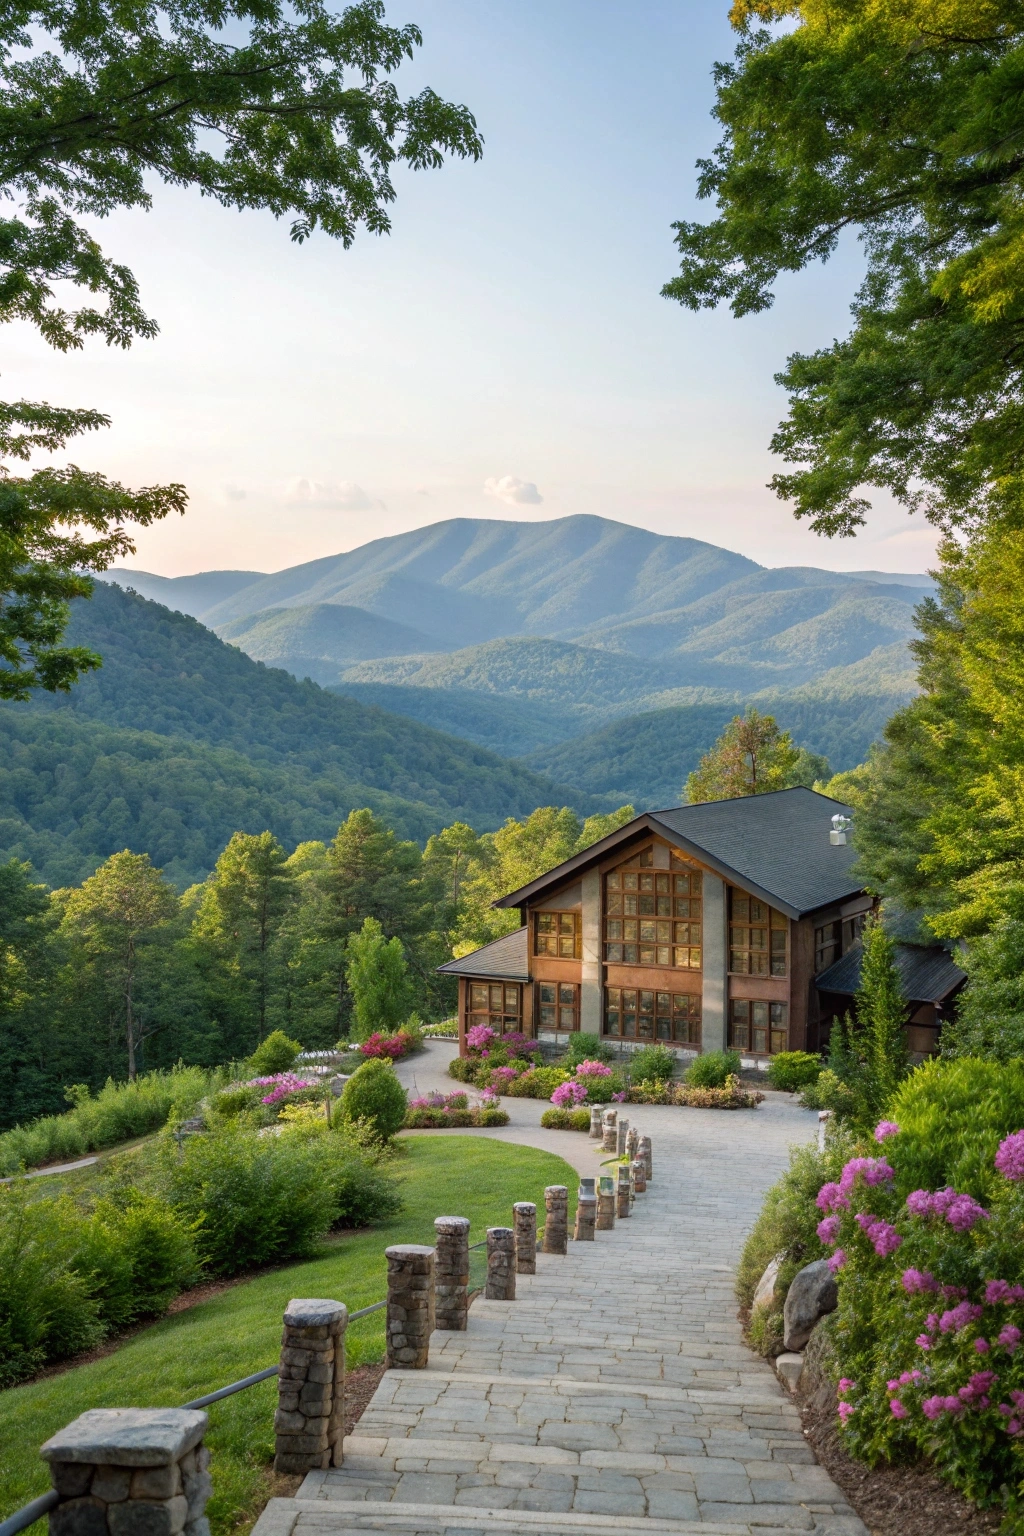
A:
106,514,925,777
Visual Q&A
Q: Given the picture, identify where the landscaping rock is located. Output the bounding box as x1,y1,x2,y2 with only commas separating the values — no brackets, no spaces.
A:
775,1352,805,1393
752,1255,782,1313
783,1259,838,1351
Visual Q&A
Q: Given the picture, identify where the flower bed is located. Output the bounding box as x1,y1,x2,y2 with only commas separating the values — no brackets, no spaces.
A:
360,1027,421,1060
403,1090,509,1129
623,1073,763,1109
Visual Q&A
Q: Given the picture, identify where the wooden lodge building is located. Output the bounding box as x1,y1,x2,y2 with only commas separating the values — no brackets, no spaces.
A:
440,788,897,1063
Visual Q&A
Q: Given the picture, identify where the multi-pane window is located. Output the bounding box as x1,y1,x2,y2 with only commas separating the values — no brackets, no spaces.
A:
537,982,579,1032
729,892,787,977
604,867,702,968
604,988,701,1044
815,920,841,973
728,999,788,1055
534,911,580,958
468,983,522,1035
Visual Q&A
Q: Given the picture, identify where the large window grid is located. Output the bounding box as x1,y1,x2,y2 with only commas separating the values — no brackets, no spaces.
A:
604,988,701,1044
534,910,580,958
729,892,787,977
468,983,522,1035
815,920,841,974
604,867,702,969
537,982,579,1032
728,999,788,1055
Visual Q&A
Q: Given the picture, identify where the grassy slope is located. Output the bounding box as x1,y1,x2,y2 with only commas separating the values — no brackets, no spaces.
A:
0,1137,578,1534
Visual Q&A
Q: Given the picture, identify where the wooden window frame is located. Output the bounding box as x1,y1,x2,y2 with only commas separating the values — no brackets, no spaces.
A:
467,982,522,1035
604,986,701,1045
604,866,702,970
729,891,787,978
534,909,581,959
815,919,841,974
536,981,580,1033
728,999,788,1055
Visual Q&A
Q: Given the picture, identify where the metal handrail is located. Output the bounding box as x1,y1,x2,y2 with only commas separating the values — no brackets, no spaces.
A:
2,1235,493,1536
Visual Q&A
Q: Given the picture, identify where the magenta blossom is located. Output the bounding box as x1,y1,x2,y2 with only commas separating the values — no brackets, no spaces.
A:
839,1157,895,1196
817,1215,842,1246
939,1301,985,1335
905,1186,990,1230
874,1121,900,1142
917,1335,932,1350
922,1395,964,1420
611,1090,626,1102
889,1399,908,1419
837,1379,855,1393
985,1279,1024,1305
854,1212,902,1257
574,1059,612,1079
816,1182,849,1213
946,1194,991,1232
974,1336,990,1354
828,1249,847,1274
466,1023,497,1052
902,1268,938,1295
995,1130,1024,1182
256,1073,316,1104
837,1402,855,1423
999,1326,1022,1354
551,1080,587,1108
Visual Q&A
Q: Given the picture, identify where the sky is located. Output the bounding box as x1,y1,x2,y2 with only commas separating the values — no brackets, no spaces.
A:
7,1,940,578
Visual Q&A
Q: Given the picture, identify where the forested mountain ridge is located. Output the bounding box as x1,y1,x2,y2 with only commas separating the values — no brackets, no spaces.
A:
1,584,614,887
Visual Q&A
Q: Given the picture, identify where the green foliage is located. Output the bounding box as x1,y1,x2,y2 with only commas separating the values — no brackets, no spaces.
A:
946,892,1024,1060
685,1050,741,1088
627,1045,676,1084
0,1186,104,1386
247,1030,302,1078
503,1067,570,1100
855,922,910,1119
540,1108,591,1131
686,709,802,802
403,1105,509,1129
345,917,412,1042
77,1193,199,1331
664,0,1024,540
166,1120,399,1276
737,1140,842,1312
765,1051,822,1092
446,1055,480,1084
888,1056,1024,1204
560,1032,614,1067
337,1058,408,1143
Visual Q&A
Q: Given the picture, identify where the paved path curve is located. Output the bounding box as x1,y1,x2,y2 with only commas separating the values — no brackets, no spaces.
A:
255,1043,865,1536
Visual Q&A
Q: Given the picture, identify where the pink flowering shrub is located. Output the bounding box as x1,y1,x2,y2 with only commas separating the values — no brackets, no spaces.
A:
574,1060,613,1079
360,1030,417,1061
249,1073,317,1106
465,1023,497,1052
551,1080,588,1108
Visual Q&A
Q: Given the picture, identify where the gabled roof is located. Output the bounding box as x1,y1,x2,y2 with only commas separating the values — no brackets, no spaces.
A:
816,940,966,1005
437,926,529,981
492,787,863,920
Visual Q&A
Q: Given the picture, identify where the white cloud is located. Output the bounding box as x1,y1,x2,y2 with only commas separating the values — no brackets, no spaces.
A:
484,474,543,506
285,478,383,511
220,483,247,502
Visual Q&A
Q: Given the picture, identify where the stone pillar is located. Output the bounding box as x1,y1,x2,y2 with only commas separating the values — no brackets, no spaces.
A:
41,1408,211,1536
574,1188,597,1241
616,1116,629,1158
632,1157,647,1194
580,868,602,1034
588,1104,605,1139
485,1228,516,1299
638,1135,653,1183
616,1163,631,1219
701,872,728,1053
513,1202,537,1274
625,1125,639,1161
385,1245,435,1369
601,1109,617,1153
272,1299,347,1472
596,1176,616,1230
542,1185,568,1254
434,1217,470,1331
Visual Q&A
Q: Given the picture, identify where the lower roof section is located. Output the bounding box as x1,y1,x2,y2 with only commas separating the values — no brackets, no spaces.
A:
816,940,966,1005
437,925,530,982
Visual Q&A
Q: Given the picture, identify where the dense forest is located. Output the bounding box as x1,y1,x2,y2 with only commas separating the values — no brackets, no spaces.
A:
0,802,632,1130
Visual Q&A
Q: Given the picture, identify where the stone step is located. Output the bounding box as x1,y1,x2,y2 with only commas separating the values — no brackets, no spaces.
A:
254,1495,863,1536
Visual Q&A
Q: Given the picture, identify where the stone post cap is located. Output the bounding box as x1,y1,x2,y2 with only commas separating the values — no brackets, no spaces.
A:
544,1185,568,1196
579,1179,596,1192
487,1226,514,1238
512,1202,536,1215
434,1216,470,1234
577,1190,597,1204
590,1103,605,1111
41,1409,208,1467
283,1298,348,1329
385,1244,436,1259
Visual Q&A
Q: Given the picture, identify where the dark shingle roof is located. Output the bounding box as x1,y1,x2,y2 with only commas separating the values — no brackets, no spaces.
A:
437,926,529,981
816,941,966,1004
647,788,862,917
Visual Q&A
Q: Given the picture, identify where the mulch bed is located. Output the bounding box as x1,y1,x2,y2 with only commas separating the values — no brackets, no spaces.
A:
798,1365,1004,1536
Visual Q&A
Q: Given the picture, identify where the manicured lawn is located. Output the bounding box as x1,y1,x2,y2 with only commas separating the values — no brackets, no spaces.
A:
0,1136,577,1535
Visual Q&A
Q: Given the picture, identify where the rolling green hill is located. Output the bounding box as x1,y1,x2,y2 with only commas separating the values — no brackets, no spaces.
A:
215,603,441,684
3,584,613,886
329,683,579,757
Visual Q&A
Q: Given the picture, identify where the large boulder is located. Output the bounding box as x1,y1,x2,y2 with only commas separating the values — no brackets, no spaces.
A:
783,1259,838,1351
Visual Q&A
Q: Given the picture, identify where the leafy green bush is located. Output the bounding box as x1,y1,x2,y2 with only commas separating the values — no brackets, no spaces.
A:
78,1193,199,1330
685,1050,741,1088
736,1140,844,1312
766,1051,823,1092
628,1045,676,1083
247,1030,302,1077
479,1107,510,1127
676,1074,764,1109
210,1085,263,1118
0,1187,104,1386
505,1067,570,1099
166,1121,399,1275
403,1105,510,1128
337,1058,408,1142
561,1032,614,1067
0,1066,218,1176
423,1017,459,1037
447,1055,482,1084
540,1108,591,1131
887,1055,1024,1203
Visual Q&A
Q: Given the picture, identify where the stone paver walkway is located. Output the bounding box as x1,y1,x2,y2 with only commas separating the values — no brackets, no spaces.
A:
254,1046,865,1536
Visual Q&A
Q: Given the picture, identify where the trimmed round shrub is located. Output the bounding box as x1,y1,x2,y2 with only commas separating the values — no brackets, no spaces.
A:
505,1067,570,1099
887,1055,1024,1202
685,1050,741,1089
629,1045,676,1083
540,1108,591,1131
447,1055,482,1084
479,1107,510,1126
248,1030,302,1077
561,1032,614,1067
337,1058,408,1142
766,1051,823,1093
